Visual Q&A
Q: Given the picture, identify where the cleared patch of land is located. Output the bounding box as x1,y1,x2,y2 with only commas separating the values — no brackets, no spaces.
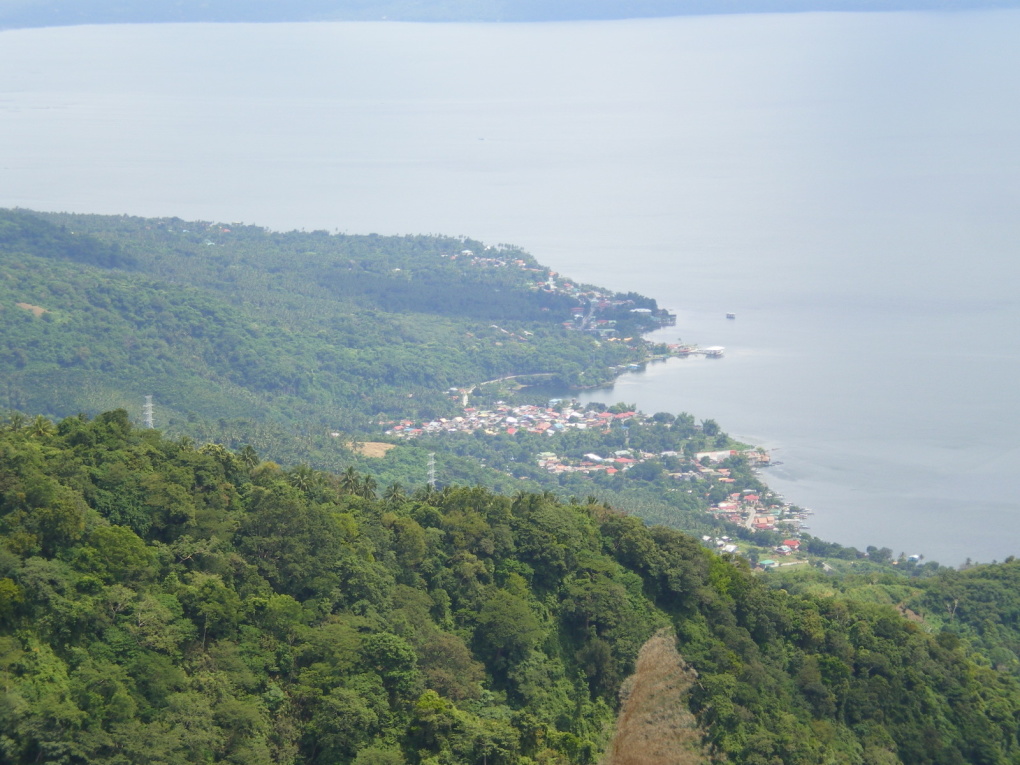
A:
349,441,397,458
603,628,714,765
15,302,48,317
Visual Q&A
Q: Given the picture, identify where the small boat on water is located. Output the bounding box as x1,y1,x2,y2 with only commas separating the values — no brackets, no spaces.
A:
726,312,736,319
702,346,725,358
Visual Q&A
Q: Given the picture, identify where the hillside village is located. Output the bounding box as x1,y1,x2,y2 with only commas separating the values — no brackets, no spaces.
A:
445,246,676,335
383,400,811,546
385,401,644,440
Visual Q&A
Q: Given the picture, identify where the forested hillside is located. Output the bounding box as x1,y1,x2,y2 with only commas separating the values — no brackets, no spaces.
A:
0,208,654,431
2,207,740,544
1,412,1019,764
772,557,1020,680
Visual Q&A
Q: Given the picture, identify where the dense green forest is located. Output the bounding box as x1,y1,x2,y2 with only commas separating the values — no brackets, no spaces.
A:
2,413,1020,764
771,559,1020,678
0,208,653,430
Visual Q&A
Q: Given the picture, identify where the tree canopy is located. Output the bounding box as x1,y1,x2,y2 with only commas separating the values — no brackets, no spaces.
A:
1,412,1019,764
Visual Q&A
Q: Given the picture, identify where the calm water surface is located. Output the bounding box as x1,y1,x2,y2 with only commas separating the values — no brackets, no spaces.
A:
2,12,1019,564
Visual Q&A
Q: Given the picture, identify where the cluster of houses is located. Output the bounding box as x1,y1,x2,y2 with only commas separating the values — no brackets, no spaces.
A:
541,274,627,308
703,535,804,569
384,402,774,482
711,491,781,529
707,488,809,540
443,248,539,272
534,448,692,478
561,301,677,339
533,446,768,479
383,397,811,568
384,402,641,439
442,247,677,343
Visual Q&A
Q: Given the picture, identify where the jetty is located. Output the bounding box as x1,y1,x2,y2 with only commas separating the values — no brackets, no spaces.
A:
666,344,725,358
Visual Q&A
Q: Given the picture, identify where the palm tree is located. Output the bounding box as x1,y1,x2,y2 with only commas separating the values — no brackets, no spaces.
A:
383,482,406,505
414,483,437,505
239,445,259,470
358,474,378,500
30,415,55,439
288,464,317,494
339,466,360,495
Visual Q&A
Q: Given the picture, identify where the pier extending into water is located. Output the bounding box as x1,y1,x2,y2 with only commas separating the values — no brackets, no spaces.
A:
668,344,725,358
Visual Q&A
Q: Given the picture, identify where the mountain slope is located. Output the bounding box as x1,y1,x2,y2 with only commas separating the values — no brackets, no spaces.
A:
0,208,653,431
1,413,1019,763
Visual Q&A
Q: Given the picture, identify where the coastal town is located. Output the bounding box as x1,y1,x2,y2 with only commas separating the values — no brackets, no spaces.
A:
383,400,811,556
399,250,799,561
387,401,659,441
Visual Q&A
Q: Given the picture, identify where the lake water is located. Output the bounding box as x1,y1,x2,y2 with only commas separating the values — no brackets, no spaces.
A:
2,12,1019,565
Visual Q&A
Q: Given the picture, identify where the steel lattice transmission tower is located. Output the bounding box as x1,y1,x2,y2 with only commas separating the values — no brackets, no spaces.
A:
143,395,154,429
427,452,437,489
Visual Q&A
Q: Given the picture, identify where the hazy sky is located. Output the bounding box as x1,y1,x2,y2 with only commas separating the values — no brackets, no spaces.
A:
3,0,1020,28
